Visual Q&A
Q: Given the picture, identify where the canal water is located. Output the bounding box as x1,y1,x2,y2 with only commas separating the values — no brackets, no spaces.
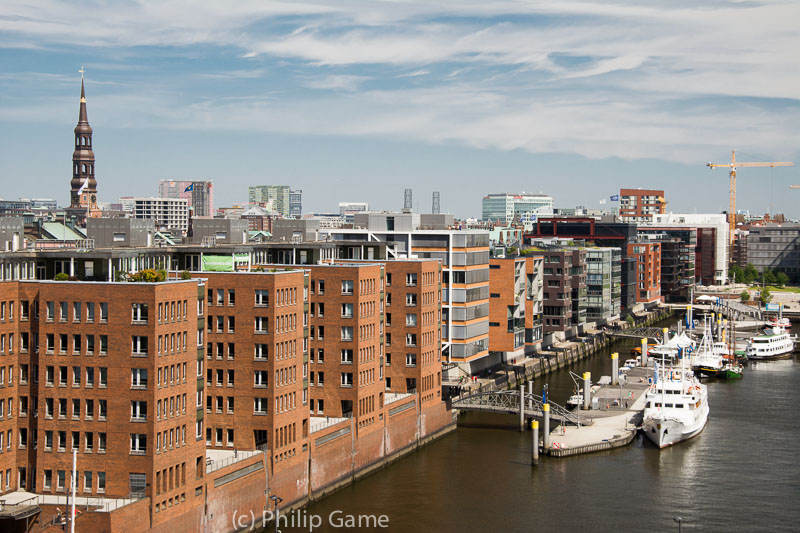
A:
283,334,800,532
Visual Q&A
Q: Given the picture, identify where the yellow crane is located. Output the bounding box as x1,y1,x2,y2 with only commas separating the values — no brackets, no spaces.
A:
707,150,793,244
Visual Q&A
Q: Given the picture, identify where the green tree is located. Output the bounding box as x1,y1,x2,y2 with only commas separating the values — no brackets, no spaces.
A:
775,271,790,287
54,272,69,281
763,269,777,285
128,268,167,283
729,264,744,284
740,290,750,302
180,270,192,280
759,287,773,306
743,264,758,284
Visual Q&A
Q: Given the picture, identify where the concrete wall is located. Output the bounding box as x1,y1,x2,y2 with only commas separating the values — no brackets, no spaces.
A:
87,217,155,248
190,218,248,245
0,217,24,251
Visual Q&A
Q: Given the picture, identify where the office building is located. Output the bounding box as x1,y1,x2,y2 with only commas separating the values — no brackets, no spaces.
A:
628,241,661,303
482,193,553,224
747,224,800,280
585,247,622,321
289,189,303,218
131,198,189,236
248,186,291,217
158,180,214,218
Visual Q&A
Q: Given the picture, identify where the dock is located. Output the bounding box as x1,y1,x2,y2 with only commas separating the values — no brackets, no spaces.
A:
544,365,651,457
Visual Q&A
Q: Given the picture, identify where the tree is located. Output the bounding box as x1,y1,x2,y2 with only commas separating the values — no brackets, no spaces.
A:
763,269,777,286
740,290,750,302
743,264,758,284
128,269,167,283
759,287,773,306
775,271,790,287
180,270,192,280
729,264,744,284
54,272,69,281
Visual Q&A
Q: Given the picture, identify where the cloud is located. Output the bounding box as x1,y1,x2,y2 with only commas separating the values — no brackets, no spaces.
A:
303,74,370,91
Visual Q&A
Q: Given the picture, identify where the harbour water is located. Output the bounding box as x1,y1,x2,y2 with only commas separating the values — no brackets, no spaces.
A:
283,336,800,532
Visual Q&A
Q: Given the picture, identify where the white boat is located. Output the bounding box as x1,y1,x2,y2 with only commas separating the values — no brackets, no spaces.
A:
746,327,795,360
690,317,724,377
642,362,709,448
767,317,791,329
567,393,583,408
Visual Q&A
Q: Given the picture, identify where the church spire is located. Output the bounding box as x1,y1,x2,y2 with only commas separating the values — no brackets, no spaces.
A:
69,67,99,219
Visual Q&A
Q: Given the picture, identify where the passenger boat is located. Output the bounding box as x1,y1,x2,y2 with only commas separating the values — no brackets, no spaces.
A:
766,317,791,330
642,359,709,448
745,327,795,360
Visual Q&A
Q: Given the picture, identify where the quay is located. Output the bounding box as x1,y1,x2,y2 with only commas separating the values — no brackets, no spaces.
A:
544,364,651,457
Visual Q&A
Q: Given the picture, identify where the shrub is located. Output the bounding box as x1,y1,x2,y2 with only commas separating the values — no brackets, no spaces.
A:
180,270,192,280
54,273,69,281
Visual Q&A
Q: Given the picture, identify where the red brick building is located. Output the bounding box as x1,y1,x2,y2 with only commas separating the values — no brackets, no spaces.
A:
619,188,666,222
628,242,662,303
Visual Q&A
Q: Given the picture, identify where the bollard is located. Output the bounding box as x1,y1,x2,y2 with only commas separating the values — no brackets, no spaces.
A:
582,372,592,410
528,380,533,397
531,420,539,466
543,403,551,450
640,338,648,367
662,327,669,345
519,384,526,432
611,352,619,385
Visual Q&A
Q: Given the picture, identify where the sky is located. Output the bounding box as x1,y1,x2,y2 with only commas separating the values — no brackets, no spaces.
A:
1,0,799,219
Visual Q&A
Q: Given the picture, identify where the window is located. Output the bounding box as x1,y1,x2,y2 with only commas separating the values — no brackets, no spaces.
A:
59,366,67,386
317,371,324,386
228,289,235,306
406,353,417,367
86,399,94,420
341,280,354,295
98,472,106,493
100,302,108,322
58,431,66,451
227,369,235,387
406,313,417,327
341,327,353,341
99,399,107,420
254,371,268,388
72,366,81,386
44,470,53,490
131,401,147,421
341,303,353,318
227,396,234,413
46,301,55,321
59,398,67,418
86,302,95,322
84,471,92,492
227,316,235,333
254,397,268,415
341,373,353,387
132,303,148,323
130,434,147,454
227,429,234,447
406,273,417,286
59,334,67,354
406,333,417,346
99,367,107,387
341,349,353,364
132,336,148,356
98,433,106,453
57,470,66,491
45,431,53,450
216,289,224,306
255,317,269,334
72,399,80,419
73,302,81,322
132,368,148,388
100,335,108,355
86,335,94,354
406,293,417,306
255,290,269,307
59,301,67,322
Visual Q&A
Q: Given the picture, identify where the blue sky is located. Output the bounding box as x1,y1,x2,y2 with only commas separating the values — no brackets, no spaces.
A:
1,0,799,218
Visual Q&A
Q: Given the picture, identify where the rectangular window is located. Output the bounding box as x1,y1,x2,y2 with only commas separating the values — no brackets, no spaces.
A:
341,326,353,341
100,302,108,322
341,349,353,364
341,303,353,318
132,336,148,356
73,302,81,322
86,302,95,322
254,371,268,388
254,397,268,414
255,344,268,360
132,303,149,323
341,280,354,295
99,367,107,387
130,434,147,454
340,373,353,387
255,289,269,307
132,368,148,388
255,317,269,333
100,335,108,355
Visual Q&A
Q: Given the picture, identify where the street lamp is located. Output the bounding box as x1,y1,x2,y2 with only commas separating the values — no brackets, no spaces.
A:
673,517,683,533
270,495,283,533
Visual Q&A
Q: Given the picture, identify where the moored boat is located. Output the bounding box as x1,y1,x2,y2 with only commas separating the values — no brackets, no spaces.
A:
642,360,709,448
745,327,794,360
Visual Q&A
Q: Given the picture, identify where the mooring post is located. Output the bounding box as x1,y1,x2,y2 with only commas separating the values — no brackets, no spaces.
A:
662,327,669,345
582,372,592,410
528,380,533,397
640,338,648,367
519,384,526,431
611,352,619,385
531,420,539,466
543,403,551,450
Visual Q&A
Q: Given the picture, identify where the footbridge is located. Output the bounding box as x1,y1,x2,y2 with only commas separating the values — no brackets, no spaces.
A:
452,390,584,426
606,327,667,341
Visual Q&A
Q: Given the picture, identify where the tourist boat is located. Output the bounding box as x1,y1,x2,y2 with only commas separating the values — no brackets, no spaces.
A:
642,360,709,448
745,327,795,360
766,317,791,330
690,318,724,377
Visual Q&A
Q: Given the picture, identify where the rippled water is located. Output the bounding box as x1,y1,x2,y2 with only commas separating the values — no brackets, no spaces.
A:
284,336,800,532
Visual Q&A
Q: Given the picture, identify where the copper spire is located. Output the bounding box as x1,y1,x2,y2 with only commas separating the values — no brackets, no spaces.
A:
78,67,89,125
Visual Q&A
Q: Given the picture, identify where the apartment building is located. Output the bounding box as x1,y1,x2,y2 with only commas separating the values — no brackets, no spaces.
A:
628,241,662,303
195,271,308,462
482,193,553,223
618,188,666,222
488,257,541,363
585,247,622,321
158,180,214,218
384,260,442,405
0,278,207,526
322,215,492,374
131,197,189,236
541,247,587,335
248,186,291,217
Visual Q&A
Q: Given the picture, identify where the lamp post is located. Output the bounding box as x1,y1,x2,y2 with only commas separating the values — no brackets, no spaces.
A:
673,517,683,533
270,495,283,533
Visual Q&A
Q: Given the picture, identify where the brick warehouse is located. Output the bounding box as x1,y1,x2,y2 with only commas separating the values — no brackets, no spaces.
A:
0,272,455,532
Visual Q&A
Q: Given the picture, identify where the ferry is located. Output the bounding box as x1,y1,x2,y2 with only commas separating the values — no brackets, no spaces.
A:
766,316,791,330
642,365,709,448
745,327,795,360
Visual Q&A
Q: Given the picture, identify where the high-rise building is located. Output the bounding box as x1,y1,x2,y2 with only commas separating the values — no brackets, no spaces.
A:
248,185,291,217
746,225,800,280
628,241,662,303
585,247,622,321
131,197,189,236
289,189,302,217
68,75,101,221
482,193,553,224
158,180,214,217
618,188,666,222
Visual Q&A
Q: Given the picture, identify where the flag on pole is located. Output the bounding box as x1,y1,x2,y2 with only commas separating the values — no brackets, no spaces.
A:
77,176,89,196
184,183,194,192
610,194,620,201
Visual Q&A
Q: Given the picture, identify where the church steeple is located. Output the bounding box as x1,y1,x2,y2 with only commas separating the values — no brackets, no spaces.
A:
70,67,99,218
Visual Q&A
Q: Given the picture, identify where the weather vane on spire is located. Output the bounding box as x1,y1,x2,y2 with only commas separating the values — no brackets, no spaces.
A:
78,65,85,79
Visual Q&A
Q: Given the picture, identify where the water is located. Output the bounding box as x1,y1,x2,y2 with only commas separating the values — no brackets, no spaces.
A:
282,336,800,532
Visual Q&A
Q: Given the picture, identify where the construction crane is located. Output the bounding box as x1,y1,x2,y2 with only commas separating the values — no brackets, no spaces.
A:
707,149,793,245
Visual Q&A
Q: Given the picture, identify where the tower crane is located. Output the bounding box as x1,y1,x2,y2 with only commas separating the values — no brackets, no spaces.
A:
707,150,793,245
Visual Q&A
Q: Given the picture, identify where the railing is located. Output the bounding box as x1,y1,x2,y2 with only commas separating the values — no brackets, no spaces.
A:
205,448,263,474
452,390,581,425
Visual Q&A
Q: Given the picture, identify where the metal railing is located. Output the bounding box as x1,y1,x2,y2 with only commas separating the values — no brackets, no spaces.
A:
452,390,581,425
205,448,264,474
